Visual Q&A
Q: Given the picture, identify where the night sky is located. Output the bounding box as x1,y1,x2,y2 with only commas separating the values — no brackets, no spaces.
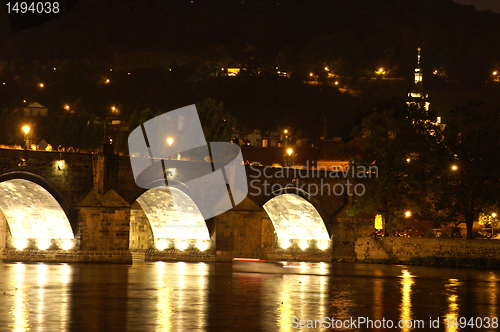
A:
2,0,500,146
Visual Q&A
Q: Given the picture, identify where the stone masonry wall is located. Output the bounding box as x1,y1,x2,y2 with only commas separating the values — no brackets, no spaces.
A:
356,237,500,262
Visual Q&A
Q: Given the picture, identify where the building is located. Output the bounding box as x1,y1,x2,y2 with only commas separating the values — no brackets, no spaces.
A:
23,102,48,117
407,48,430,113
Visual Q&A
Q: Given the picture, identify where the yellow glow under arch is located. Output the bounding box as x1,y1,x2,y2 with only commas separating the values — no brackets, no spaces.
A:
136,187,210,244
0,179,74,244
263,194,329,247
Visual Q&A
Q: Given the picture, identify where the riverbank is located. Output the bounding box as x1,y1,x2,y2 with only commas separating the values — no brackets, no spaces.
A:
355,237,500,269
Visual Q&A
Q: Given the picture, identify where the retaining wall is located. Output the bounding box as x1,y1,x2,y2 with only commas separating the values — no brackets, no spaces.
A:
356,237,500,262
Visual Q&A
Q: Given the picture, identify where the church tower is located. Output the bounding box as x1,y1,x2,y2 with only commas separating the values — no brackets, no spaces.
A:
408,47,430,114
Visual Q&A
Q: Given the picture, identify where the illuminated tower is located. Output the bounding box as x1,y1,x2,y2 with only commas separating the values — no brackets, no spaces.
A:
408,47,430,114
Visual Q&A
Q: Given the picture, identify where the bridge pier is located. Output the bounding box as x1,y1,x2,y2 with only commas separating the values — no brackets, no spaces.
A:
76,188,132,264
214,198,267,260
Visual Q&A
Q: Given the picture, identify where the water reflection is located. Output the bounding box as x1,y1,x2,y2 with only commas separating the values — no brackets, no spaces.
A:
11,263,29,332
488,272,497,320
0,262,499,331
400,269,414,331
2,263,73,332
444,278,461,332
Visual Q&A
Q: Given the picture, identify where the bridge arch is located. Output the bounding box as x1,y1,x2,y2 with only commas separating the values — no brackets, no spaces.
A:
130,185,212,252
262,192,331,251
0,172,76,250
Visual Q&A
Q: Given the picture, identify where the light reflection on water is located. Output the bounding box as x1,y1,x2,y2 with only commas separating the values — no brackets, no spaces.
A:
0,262,499,331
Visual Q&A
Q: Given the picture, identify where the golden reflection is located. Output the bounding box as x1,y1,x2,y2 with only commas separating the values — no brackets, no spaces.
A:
276,275,294,332
488,272,497,321
60,264,71,331
444,278,461,332
36,264,47,328
372,269,384,321
154,262,208,331
156,262,173,332
11,263,30,332
196,263,208,329
318,276,328,320
399,269,414,332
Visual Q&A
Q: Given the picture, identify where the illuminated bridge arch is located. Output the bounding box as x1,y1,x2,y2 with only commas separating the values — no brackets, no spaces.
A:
0,173,75,250
131,186,211,251
263,193,330,250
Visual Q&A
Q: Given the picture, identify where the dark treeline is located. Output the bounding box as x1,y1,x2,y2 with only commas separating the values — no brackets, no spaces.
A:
3,0,500,82
2,0,500,146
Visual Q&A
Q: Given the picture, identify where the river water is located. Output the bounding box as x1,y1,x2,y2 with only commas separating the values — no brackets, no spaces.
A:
0,261,498,331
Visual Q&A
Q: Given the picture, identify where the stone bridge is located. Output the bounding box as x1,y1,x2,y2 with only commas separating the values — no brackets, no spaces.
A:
0,146,372,264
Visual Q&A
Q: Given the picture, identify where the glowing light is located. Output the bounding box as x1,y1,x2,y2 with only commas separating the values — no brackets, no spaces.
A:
374,214,383,230
309,72,314,77
22,125,30,135
400,269,414,332
175,240,189,251
286,148,293,156
334,81,339,85
324,66,329,71
60,239,74,250
493,213,497,218
38,83,44,88
264,194,329,247
494,71,498,76
317,240,329,250
166,137,174,146
405,211,412,218
111,106,118,113
105,78,110,84
56,160,65,170
0,179,75,241
406,158,411,163
280,239,291,249
227,68,240,76
299,240,309,250
37,238,52,250
451,165,458,171
64,104,70,111
156,239,169,250
12,238,28,250
136,187,210,242
283,129,288,135
196,240,210,251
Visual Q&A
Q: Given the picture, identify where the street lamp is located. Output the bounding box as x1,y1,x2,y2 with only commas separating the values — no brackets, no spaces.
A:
405,211,412,218
167,137,174,146
284,147,294,167
22,125,30,149
451,165,458,171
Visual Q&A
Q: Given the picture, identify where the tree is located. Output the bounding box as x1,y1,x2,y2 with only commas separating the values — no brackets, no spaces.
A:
336,101,441,235
430,104,500,239
196,97,233,142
